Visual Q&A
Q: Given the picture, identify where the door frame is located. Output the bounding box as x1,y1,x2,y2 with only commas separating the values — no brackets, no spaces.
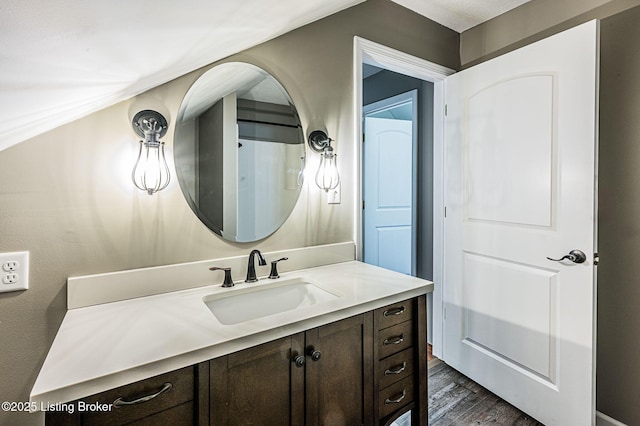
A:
363,90,418,276
353,37,455,356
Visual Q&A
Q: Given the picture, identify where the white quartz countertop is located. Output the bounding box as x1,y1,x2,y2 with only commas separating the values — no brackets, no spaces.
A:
30,261,433,408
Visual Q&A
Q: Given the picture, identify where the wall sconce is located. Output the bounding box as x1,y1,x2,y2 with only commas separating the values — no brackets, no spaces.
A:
308,130,340,192
131,110,170,195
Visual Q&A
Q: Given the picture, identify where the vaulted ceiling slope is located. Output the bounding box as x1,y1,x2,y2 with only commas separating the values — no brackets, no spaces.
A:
0,0,364,152
0,0,533,152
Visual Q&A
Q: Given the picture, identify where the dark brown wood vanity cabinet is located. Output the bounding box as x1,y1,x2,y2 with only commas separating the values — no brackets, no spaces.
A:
209,295,427,426
46,295,427,426
45,364,206,425
209,313,374,425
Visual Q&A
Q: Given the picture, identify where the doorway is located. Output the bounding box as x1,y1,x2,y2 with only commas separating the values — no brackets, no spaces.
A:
354,37,453,357
355,21,598,424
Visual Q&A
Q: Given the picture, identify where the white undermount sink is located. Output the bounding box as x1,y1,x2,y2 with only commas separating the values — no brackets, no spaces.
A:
203,278,341,325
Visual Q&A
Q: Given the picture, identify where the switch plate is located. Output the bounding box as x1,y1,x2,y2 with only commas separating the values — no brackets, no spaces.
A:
0,251,29,292
327,184,341,204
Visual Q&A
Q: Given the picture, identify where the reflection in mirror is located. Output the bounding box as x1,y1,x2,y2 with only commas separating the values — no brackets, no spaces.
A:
174,63,305,242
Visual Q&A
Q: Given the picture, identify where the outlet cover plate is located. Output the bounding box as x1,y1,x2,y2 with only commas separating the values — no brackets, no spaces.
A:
327,184,341,204
0,251,29,292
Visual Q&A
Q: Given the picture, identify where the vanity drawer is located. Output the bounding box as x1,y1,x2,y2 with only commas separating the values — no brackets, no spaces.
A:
377,320,413,360
80,366,194,425
378,348,414,390
378,375,414,419
376,299,413,330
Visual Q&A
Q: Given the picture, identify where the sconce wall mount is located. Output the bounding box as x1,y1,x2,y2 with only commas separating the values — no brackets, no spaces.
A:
308,130,332,153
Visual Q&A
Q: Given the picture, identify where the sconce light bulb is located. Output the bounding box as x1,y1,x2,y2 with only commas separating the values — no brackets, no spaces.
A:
132,140,171,195
315,147,340,192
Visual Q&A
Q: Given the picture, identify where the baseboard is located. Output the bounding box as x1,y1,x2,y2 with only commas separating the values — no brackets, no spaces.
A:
597,411,628,426
427,358,442,369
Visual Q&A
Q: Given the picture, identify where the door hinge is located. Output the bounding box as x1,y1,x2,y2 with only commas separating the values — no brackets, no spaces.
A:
362,133,365,143
445,104,448,116
362,200,365,210
444,206,447,218
594,252,599,266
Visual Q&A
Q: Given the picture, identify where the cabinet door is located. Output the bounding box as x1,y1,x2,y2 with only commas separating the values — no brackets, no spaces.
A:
210,334,305,425
305,313,374,426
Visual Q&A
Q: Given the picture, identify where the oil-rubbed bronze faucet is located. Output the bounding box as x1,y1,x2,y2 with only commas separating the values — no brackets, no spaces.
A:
209,266,234,287
268,257,288,279
245,249,266,283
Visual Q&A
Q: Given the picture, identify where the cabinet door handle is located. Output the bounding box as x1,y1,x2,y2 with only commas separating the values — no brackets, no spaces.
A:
383,306,406,317
383,333,405,345
309,350,322,362
384,362,407,375
294,355,306,368
113,382,172,407
384,389,407,405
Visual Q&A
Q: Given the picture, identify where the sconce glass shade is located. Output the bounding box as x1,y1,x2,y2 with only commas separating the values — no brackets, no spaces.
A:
315,146,340,192
131,110,170,195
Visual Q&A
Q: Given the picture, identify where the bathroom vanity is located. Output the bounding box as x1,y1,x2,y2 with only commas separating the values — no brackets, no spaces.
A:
33,254,432,425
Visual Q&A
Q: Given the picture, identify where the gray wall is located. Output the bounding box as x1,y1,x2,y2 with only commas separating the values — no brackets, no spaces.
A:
598,6,640,424
0,1,458,425
460,0,640,423
460,0,640,67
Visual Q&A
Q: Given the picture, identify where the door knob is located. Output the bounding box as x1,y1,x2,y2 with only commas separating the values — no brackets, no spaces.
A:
547,249,587,264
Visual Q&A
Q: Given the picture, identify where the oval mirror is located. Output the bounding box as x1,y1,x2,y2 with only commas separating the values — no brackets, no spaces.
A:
174,63,305,242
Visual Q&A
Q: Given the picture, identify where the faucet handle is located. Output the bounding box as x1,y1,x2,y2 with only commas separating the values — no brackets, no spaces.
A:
268,258,289,279
209,267,234,288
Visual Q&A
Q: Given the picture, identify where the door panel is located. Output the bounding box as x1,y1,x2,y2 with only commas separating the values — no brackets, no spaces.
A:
462,253,558,381
377,226,411,273
444,20,598,425
466,75,554,227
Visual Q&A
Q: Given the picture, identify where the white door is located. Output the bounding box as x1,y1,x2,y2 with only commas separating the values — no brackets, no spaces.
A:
443,20,598,425
363,116,413,275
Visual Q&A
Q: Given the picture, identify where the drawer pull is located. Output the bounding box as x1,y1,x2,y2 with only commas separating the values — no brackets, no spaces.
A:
383,333,405,346
113,382,172,407
383,306,406,317
384,362,407,375
384,389,407,405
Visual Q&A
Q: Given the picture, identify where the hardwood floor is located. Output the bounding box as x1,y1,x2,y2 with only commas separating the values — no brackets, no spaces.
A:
428,359,545,425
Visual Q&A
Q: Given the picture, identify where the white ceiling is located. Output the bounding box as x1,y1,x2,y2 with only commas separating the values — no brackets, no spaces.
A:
392,0,533,32
0,0,532,152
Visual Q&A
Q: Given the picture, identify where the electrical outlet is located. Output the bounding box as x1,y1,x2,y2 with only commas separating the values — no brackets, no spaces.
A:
3,260,19,272
0,251,29,293
2,274,18,284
